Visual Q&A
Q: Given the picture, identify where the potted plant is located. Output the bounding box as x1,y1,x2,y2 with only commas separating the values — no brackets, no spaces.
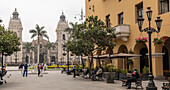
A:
114,69,121,80
119,69,127,80
142,66,149,80
62,53,66,56
135,37,148,44
104,64,115,83
153,37,165,46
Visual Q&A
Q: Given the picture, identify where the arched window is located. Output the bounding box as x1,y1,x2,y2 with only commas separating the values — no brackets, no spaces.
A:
63,34,65,40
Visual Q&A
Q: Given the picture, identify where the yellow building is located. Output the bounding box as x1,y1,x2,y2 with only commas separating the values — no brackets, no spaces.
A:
85,0,170,79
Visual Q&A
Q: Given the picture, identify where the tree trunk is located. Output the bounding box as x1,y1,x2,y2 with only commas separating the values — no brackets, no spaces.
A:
109,54,112,63
1,53,4,80
81,55,84,68
98,55,101,67
88,55,91,78
37,36,40,64
88,52,94,78
48,50,50,64
28,53,31,64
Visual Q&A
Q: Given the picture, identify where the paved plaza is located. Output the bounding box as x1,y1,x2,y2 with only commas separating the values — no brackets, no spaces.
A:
0,69,168,90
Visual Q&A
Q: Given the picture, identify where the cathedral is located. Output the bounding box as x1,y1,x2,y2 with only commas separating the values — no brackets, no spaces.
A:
5,8,69,65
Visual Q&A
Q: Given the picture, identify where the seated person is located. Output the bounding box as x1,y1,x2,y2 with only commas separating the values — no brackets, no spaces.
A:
96,67,102,76
83,69,89,75
125,69,139,89
94,66,99,74
92,67,102,80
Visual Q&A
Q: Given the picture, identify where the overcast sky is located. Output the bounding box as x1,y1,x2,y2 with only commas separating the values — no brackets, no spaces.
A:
0,0,85,42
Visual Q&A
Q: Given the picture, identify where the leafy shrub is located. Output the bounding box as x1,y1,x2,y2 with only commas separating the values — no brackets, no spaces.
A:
121,69,127,74
115,69,121,73
143,66,149,73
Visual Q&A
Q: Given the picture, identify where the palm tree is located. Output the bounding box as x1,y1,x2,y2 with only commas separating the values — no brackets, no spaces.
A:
64,22,79,39
29,24,49,64
44,41,55,63
23,42,35,64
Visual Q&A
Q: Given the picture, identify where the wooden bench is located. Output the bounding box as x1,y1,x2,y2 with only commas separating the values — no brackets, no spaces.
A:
122,74,143,89
162,78,170,90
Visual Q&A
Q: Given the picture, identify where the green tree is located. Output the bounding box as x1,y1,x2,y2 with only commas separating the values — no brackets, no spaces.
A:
23,42,35,64
29,24,49,63
0,25,21,79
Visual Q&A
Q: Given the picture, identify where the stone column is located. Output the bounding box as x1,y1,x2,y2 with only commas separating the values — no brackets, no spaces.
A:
152,53,164,80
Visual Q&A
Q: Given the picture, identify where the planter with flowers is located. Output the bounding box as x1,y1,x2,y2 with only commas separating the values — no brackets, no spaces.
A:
135,37,148,44
62,53,66,56
153,37,165,46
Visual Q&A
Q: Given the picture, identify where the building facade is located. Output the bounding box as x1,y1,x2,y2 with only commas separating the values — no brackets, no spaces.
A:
86,0,170,79
5,9,71,65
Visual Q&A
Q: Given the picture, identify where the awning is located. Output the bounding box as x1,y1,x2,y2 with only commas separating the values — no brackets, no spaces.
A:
93,54,109,59
82,53,141,60
109,53,141,59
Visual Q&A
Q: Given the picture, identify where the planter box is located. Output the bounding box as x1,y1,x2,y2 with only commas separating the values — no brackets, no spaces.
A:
142,73,149,80
114,73,119,80
119,73,127,80
104,72,115,83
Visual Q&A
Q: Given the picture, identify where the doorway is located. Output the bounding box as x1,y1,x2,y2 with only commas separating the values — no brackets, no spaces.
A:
140,48,148,73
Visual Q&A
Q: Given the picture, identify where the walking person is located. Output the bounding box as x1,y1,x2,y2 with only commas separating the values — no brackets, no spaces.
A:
19,63,24,73
72,64,76,78
38,64,40,76
23,64,28,77
39,64,43,77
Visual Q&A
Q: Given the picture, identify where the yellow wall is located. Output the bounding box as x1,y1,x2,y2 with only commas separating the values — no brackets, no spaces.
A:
86,0,170,77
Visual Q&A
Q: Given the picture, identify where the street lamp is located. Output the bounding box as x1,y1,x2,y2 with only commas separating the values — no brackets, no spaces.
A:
137,7,162,90
63,44,71,75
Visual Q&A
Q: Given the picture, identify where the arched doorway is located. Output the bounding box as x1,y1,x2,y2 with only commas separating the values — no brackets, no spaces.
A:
162,46,169,70
140,48,148,73
39,54,44,63
26,56,29,64
51,56,55,63
118,45,128,69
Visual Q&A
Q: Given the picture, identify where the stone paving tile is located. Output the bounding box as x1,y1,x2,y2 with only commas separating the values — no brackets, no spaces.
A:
0,71,167,90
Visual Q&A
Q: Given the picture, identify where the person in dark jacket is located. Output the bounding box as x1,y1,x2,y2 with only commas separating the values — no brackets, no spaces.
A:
125,69,139,89
38,64,40,76
23,64,28,77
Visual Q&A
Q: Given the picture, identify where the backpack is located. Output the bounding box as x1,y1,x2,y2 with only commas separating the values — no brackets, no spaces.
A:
40,65,43,69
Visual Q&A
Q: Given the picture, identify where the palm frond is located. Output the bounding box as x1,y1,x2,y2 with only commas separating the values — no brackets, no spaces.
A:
41,30,47,34
43,34,49,40
31,33,37,38
29,29,37,33
40,26,45,31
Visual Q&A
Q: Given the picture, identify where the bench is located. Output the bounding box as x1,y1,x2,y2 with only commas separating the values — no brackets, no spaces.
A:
82,69,89,78
0,70,7,85
162,78,170,90
122,74,143,89
162,83,170,90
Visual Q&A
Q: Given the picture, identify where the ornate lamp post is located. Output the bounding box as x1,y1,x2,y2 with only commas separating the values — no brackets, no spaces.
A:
137,7,162,90
63,44,71,75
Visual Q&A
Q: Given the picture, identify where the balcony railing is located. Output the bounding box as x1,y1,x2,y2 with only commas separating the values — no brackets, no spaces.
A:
113,24,130,41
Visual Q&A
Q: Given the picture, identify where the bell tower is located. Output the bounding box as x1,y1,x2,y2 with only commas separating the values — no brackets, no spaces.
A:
56,12,69,64
8,8,23,64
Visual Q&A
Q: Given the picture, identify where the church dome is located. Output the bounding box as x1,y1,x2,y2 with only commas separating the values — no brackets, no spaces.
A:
60,12,66,22
13,8,19,15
